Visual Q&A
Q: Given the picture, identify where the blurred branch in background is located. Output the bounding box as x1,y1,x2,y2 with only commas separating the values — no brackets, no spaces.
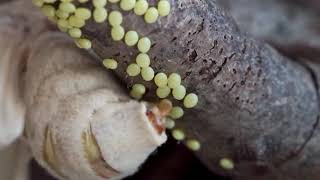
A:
218,0,320,61
289,0,320,14
0,0,9,4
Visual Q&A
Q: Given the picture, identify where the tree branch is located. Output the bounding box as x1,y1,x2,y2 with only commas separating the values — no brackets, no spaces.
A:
79,0,320,179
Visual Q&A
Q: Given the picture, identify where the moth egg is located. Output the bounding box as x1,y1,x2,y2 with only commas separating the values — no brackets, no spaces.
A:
120,0,136,11
126,63,141,76
169,106,184,119
156,86,170,98
93,0,107,8
108,11,123,27
165,118,175,129
43,0,56,3
57,19,71,29
76,38,92,49
68,28,82,38
172,129,185,141
109,0,120,3
172,85,186,100
32,0,44,7
111,26,125,41
141,67,155,81
102,59,118,69
57,24,68,32
137,37,151,53
157,0,170,17
158,99,173,116
186,139,201,151
78,0,89,3
130,90,143,100
125,31,139,46
168,73,181,89
132,84,146,95
75,8,92,20
56,9,69,19
144,7,159,24
134,0,148,15
154,73,168,88
93,7,108,23
41,5,56,17
59,2,76,13
136,53,150,68
220,158,234,170
68,15,85,28
183,93,198,108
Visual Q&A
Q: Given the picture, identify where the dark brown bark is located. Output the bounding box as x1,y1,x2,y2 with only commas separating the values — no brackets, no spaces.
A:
79,0,320,179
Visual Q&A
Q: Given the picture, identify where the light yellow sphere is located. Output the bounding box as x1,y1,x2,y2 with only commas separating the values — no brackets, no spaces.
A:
108,11,123,27
134,0,148,15
144,7,159,23
157,0,170,16
120,0,136,11
111,26,125,41
93,8,108,23
125,31,139,46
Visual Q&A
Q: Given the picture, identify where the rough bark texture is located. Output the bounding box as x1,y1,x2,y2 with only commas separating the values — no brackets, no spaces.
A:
81,0,320,179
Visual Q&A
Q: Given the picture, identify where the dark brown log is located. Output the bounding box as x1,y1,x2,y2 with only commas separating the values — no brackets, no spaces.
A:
79,0,320,179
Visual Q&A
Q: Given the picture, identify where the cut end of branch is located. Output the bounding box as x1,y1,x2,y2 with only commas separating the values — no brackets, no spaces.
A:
43,126,61,176
82,126,120,179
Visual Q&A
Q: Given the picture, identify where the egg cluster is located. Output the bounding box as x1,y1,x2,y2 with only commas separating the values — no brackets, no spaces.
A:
34,0,235,170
